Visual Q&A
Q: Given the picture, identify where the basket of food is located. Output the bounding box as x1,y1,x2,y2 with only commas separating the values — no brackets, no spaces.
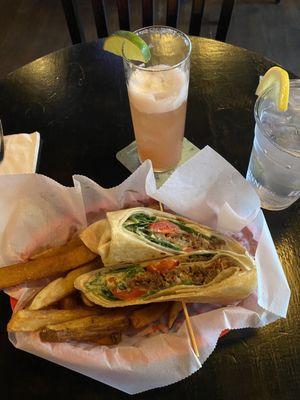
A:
0,147,290,394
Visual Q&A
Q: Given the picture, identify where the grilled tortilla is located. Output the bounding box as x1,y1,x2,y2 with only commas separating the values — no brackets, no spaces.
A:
80,207,248,266
74,251,256,307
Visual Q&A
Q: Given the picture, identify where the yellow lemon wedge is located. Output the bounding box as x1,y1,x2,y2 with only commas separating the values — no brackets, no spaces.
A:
255,66,290,112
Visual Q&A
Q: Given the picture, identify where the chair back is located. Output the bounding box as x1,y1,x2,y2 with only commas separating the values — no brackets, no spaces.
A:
61,0,235,44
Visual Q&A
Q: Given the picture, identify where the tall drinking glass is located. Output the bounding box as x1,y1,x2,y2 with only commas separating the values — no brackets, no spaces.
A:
246,80,300,210
123,26,192,172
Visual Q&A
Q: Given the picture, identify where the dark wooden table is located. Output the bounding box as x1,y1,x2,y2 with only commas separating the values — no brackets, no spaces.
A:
0,38,299,400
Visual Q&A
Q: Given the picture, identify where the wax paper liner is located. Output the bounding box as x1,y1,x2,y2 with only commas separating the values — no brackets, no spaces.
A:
1,146,290,394
0,132,40,175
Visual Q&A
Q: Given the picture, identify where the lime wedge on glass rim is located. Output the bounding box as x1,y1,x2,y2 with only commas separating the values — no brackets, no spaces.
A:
103,31,151,63
255,66,290,112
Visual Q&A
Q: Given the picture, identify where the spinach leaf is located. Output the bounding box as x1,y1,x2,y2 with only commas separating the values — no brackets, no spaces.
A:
125,265,144,278
85,273,102,289
148,236,181,251
138,228,182,251
187,253,214,262
101,287,118,301
85,276,118,301
172,220,197,234
124,224,139,233
125,213,156,226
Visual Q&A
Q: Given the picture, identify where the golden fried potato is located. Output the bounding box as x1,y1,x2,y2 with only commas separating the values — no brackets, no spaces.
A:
29,237,82,260
130,302,169,329
0,244,100,290
28,262,98,310
168,301,182,328
7,308,101,332
87,332,122,346
40,314,129,342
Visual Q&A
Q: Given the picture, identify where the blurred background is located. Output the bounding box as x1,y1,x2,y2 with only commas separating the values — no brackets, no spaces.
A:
0,0,298,79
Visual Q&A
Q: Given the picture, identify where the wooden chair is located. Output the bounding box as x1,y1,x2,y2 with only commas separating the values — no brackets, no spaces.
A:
61,0,235,45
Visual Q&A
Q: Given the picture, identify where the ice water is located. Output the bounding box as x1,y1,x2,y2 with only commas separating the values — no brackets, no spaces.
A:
246,81,300,210
127,65,189,172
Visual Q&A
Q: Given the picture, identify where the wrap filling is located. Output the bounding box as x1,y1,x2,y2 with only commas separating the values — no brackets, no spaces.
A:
123,213,225,252
85,253,241,301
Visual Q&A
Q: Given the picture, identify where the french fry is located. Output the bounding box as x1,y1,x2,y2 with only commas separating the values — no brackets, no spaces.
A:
30,237,82,260
0,245,100,290
7,309,101,332
88,332,122,346
130,302,169,329
81,293,95,307
58,295,78,310
39,314,129,342
168,301,183,329
28,262,98,310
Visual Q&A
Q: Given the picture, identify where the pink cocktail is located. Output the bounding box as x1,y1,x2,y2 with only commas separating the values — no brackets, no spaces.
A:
123,26,191,172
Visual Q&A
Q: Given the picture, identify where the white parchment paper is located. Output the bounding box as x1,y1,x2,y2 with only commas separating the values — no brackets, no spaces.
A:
0,132,40,175
1,146,290,394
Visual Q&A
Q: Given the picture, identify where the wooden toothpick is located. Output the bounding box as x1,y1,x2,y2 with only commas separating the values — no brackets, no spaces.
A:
182,301,200,358
158,201,200,358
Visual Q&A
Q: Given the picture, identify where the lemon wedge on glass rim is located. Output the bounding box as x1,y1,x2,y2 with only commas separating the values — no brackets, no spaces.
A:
255,66,290,112
103,30,151,63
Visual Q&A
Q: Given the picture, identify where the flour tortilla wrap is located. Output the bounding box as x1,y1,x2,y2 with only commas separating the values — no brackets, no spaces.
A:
74,251,257,307
80,207,248,267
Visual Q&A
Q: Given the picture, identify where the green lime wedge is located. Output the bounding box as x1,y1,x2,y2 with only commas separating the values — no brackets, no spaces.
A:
103,31,151,63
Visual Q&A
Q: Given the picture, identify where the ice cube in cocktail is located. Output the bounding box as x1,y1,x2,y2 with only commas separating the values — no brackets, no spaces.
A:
246,80,300,210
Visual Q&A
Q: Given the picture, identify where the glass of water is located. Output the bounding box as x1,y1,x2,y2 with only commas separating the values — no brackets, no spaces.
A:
246,80,300,210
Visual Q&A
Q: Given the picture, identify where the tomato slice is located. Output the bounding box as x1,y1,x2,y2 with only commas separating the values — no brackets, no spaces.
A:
149,220,180,234
146,258,179,274
111,287,146,300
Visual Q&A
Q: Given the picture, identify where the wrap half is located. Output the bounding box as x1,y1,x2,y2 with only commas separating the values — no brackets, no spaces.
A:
80,207,248,266
74,251,257,307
